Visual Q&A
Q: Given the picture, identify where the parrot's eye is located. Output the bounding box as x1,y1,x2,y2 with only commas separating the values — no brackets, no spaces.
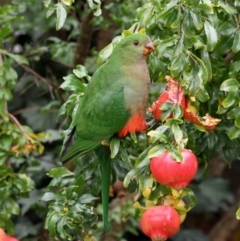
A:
133,40,139,46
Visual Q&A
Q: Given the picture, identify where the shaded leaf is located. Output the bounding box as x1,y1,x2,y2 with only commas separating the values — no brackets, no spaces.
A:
56,3,66,30
48,167,73,178
227,125,240,139
110,137,120,158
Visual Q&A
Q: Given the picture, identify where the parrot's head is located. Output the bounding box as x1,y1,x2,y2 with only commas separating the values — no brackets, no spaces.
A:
116,33,154,60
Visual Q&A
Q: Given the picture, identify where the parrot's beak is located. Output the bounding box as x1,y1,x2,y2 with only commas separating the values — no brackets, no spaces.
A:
143,41,155,56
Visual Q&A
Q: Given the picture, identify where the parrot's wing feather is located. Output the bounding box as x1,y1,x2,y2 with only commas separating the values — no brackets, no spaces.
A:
73,66,131,141
61,136,100,164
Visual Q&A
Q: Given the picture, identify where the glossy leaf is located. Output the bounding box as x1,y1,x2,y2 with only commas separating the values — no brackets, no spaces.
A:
204,20,218,51
221,92,237,108
220,78,239,92
227,106,240,119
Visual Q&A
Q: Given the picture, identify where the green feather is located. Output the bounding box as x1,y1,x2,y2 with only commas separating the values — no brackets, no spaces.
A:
96,146,111,233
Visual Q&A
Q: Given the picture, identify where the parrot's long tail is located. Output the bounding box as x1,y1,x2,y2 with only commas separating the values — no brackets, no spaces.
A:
96,146,112,233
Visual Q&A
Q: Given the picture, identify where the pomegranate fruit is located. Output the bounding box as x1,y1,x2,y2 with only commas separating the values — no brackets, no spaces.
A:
140,205,180,241
0,228,8,241
7,236,19,241
150,149,198,189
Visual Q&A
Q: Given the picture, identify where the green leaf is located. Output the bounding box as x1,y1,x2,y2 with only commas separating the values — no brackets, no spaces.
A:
156,5,175,22
123,168,142,188
235,116,240,128
189,10,203,30
41,192,59,201
48,167,73,178
198,3,214,14
232,30,240,53
217,105,228,114
236,208,240,220
183,23,198,43
227,125,240,139
45,211,61,233
46,4,57,18
220,78,239,92
156,36,178,56
229,60,240,77
222,92,237,108
78,194,98,204
56,3,67,30
169,54,187,76
169,148,182,162
173,35,184,57
227,107,240,119
97,43,114,66
0,49,29,65
0,24,11,39
189,52,209,84
2,198,20,215
215,35,234,54
61,74,86,92
173,104,183,119
200,49,212,81
172,122,183,144
196,88,209,102
44,0,52,7
73,65,89,79
204,20,218,51
110,137,120,158
165,8,178,28
189,66,201,96
182,188,197,210
148,145,166,158
56,216,68,239
218,22,236,36
218,2,236,14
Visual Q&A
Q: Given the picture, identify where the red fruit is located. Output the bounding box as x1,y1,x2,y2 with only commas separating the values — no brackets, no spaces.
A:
150,149,198,189
152,77,186,120
140,205,180,241
0,228,8,241
7,236,20,241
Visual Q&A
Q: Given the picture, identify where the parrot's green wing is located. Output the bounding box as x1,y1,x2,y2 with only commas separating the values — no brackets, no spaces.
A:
61,64,131,163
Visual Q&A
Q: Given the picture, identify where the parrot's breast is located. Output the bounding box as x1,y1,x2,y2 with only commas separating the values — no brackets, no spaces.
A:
118,60,150,137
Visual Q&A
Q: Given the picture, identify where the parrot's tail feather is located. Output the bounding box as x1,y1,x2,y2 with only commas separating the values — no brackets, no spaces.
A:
61,126,76,157
61,137,100,164
96,146,112,233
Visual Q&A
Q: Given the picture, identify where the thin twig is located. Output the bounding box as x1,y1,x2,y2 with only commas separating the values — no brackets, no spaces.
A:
8,112,29,141
11,106,41,115
20,64,59,89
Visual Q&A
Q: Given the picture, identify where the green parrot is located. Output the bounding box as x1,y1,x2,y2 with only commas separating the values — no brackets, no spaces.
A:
61,33,154,233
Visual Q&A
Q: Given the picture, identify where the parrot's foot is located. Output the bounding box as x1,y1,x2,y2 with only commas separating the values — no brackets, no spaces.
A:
101,140,108,145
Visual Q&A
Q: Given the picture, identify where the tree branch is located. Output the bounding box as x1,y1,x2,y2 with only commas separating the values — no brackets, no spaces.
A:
73,11,94,66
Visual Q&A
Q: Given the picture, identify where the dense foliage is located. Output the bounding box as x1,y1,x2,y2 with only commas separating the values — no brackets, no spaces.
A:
0,0,239,240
